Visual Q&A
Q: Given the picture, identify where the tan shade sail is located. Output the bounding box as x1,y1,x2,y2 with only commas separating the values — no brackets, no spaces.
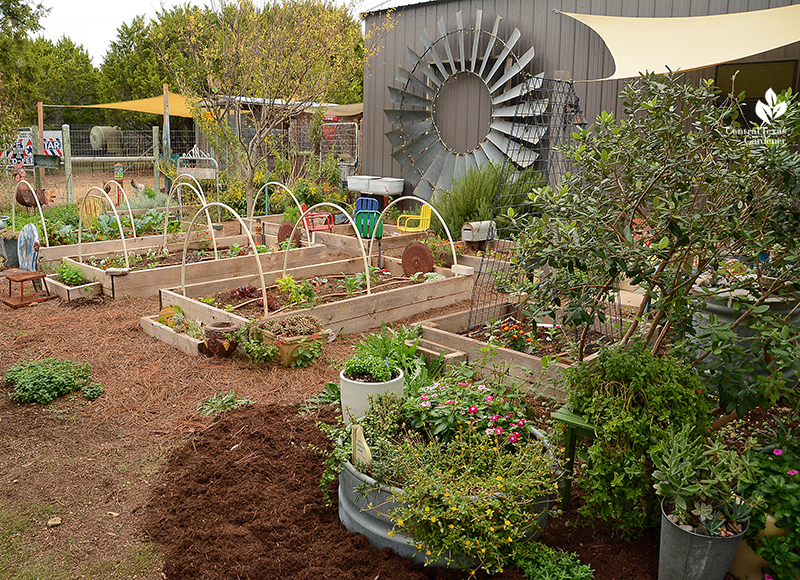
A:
85,91,196,118
561,4,800,81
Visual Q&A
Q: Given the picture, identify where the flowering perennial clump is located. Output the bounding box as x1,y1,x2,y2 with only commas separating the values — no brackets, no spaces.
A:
403,376,532,447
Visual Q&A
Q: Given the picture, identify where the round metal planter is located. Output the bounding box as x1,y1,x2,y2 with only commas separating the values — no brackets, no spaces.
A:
659,499,748,580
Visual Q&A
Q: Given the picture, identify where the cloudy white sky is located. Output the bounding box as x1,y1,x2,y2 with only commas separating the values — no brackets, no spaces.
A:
38,0,384,67
38,1,209,66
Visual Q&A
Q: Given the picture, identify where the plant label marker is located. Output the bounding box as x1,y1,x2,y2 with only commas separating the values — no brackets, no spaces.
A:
352,425,372,465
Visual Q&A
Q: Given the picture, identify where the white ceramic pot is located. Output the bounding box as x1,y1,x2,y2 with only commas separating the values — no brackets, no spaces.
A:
347,175,379,192
368,178,404,195
339,368,404,425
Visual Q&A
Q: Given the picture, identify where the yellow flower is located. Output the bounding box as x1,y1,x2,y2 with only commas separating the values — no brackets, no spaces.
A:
481,548,486,554
430,516,436,522
449,524,454,529
425,507,430,512
504,520,511,526
397,519,404,526
388,531,394,537
489,526,495,532
507,537,513,542
451,506,457,511
496,476,503,482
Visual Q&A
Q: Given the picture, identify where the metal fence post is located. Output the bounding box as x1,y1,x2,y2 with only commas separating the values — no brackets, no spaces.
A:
153,126,160,193
62,124,72,204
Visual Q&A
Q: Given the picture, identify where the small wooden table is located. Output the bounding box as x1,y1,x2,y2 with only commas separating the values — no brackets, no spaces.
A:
552,405,596,510
3,271,56,308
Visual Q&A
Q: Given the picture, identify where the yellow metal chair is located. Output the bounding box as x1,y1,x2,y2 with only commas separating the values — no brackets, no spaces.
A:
397,204,431,233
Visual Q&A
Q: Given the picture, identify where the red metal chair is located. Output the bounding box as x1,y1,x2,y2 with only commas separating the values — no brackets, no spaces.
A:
300,203,334,233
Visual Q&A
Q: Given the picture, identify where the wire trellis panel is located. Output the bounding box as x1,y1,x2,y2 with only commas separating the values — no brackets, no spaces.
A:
466,77,623,356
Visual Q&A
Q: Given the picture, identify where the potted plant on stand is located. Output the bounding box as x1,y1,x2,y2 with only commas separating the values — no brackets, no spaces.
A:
340,354,403,425
650,424,757,580
338,324,431,424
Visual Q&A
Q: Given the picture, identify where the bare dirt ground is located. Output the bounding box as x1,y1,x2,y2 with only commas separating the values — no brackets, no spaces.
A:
0,291,764,580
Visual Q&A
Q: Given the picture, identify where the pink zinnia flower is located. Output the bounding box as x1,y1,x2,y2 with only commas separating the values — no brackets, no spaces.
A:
486,428,494,435
468,406,478,414
485,395,494,402
788,470,798,476
765,574,774,580
494,427,504,435
458,381,468,386
491,414,500,421
508,432,519,443
420,401,430,407
517,418,526,427
774,449,783,456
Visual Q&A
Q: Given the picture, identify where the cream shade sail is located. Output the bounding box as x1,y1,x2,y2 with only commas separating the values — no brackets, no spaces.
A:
85,91,196,118
560,4,800,81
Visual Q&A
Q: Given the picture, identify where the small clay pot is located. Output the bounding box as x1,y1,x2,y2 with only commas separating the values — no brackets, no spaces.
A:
204,321,240,357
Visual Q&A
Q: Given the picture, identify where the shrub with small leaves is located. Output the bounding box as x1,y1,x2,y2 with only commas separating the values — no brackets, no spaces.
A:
5,358,93,404
81,383,104,400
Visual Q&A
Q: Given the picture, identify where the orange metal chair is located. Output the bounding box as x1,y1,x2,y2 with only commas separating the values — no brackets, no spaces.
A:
397,204,431,233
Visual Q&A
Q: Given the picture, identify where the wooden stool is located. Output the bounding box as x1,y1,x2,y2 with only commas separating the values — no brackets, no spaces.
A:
3,271,56,308
552,405,596,510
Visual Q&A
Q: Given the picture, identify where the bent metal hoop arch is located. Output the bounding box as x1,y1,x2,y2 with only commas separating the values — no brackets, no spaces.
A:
251,181,311,242
179,202,270,318
366,196,459,273
281,202,373,294
12,179,49,247
101,180,138,238
77,187,131,268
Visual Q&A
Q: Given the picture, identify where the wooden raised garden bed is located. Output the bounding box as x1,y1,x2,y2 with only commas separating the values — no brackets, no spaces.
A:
142,256,475,356
245,215,428,254
58,234,326,299
419,306,572,402
43,275,103,302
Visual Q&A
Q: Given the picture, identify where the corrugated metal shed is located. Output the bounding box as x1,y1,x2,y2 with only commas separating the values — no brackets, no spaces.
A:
363,0,800,180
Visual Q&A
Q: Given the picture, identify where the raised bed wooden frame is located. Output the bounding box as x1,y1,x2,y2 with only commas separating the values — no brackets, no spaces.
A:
141,256,475,356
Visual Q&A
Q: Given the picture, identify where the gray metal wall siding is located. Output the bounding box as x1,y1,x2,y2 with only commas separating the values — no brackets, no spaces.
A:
363,0,800,178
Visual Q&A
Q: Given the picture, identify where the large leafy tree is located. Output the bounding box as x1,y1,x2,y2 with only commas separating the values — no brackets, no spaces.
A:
28,36,101,126
152,0,384,214
0,0,47,144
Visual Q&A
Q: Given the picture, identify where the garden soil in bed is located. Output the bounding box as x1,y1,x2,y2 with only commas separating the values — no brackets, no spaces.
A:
0,295,750,580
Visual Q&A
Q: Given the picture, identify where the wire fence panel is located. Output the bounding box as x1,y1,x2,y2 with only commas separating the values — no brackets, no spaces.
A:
466,78,623,356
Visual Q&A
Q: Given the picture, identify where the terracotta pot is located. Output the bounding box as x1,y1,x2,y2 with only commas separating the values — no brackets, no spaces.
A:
203,321,240,358
256,329,329,367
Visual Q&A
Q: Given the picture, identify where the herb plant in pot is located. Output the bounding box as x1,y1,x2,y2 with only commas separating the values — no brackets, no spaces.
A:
650,424,756,580
339,353,403,425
